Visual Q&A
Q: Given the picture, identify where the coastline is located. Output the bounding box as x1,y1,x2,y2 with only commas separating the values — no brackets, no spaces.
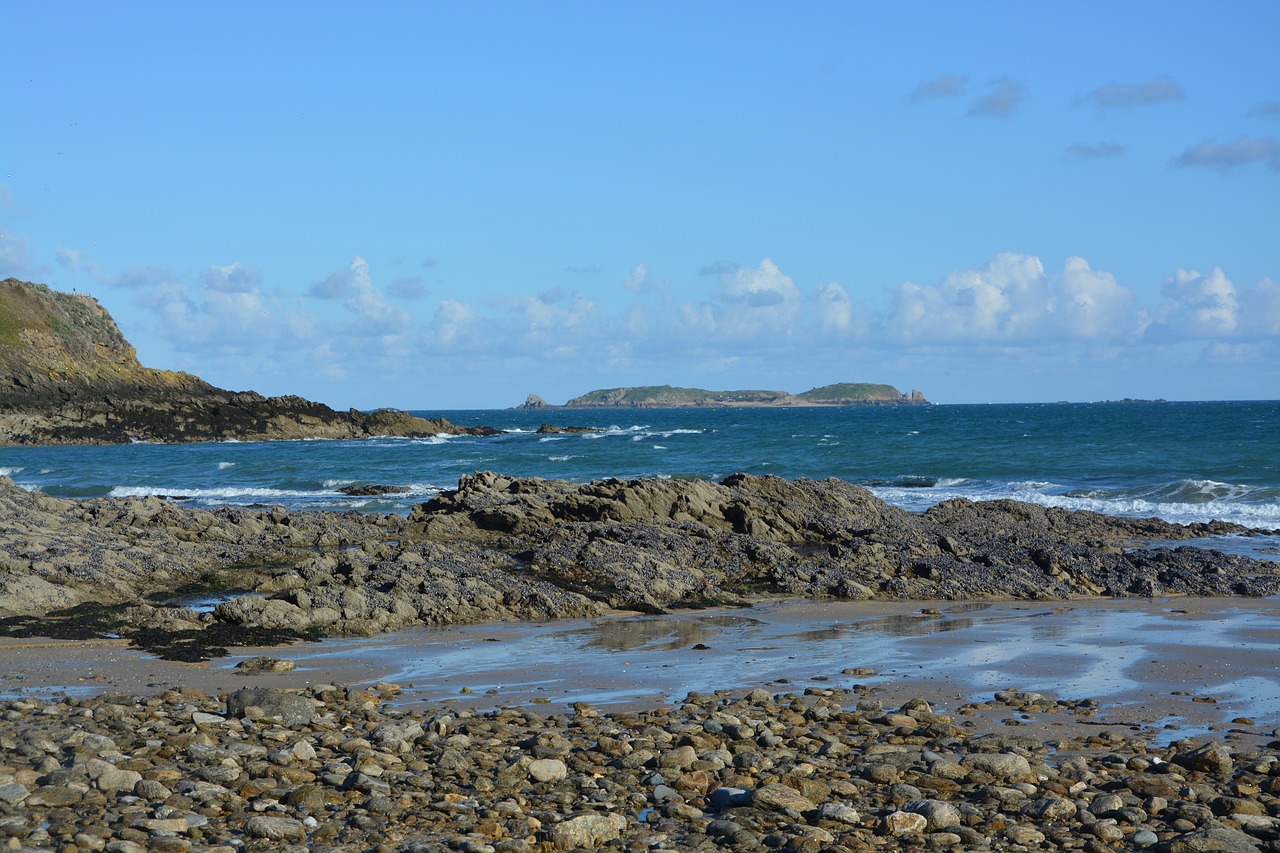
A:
1,598,1277,851
4,596,1277,743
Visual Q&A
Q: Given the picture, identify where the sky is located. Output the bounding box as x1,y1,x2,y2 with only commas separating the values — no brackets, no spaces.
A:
2,2,1278,409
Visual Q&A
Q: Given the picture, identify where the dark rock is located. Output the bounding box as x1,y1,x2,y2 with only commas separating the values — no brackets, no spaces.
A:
337,484,413,497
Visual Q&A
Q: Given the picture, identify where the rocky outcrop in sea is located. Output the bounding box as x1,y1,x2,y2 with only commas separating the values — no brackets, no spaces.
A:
2,473,1276,660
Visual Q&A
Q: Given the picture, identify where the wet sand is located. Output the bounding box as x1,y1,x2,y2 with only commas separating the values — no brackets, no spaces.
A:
3,596,1277,744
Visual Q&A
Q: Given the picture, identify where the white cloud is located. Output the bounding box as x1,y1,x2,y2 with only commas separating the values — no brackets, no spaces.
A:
335,256,409,333
883,254,1140,344
1145,269,1280,341
1054,257,1135,338
315,257,412,335
54,245,103,277
704,259,803,341
202,262,263,293
428,299,482,349
816,282,854,334
387,275,425,300
624,263,650,291
0,230,41,279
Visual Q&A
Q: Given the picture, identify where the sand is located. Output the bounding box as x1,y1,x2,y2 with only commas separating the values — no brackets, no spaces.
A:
3,596,1277,746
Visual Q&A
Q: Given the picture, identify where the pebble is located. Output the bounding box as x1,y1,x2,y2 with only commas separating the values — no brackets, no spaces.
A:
0,684,1274,852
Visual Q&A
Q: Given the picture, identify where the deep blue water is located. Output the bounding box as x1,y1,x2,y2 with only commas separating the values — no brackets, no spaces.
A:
2,401,1278,530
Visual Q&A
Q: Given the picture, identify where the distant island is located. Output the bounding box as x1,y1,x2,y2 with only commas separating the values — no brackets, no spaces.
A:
518,383,930,409
0,278,497,445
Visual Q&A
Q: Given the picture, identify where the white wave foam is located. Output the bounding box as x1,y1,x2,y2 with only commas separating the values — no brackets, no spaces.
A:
108,486,324,500
0,467,25,476
870,481,1280,527
1023,493,1280,528
539,436,566,443
548,455,580,462
217,462,236,470
652,445,667,450
321,479,356,489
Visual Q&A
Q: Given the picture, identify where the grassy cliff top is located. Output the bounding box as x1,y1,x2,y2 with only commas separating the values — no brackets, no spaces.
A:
557,383,925,407
0,278,210,402
566,386,789,406
794,383,906,402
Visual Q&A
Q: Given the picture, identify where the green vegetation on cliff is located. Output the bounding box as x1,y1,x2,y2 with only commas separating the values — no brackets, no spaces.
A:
0,277,210,405
567,386,789,407
795,383,914,403
0,279,497,445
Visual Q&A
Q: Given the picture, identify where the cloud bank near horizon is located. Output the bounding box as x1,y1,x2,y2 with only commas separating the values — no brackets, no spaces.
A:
38,248,1275,401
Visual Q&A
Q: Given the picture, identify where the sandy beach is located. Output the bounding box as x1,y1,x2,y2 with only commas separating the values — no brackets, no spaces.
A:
5,596,1277,746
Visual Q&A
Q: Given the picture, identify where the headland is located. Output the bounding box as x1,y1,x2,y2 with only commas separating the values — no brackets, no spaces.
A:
0,278,497,445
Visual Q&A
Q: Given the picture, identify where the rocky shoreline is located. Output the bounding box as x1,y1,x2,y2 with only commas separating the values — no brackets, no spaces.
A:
2,471,1277,663
0,679,1276,853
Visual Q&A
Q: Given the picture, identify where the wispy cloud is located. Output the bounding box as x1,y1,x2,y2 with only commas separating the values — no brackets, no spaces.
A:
967,77,1025,118
699,261,739,277
0,231,42,279
910,73,968,101
387,275,426,300
1172,136,1280,172
1247,100,1280,119
1079,75,1185,111
1067,142,1126,160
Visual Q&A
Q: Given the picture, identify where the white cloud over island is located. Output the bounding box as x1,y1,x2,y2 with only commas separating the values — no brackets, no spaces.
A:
74,251,1274,403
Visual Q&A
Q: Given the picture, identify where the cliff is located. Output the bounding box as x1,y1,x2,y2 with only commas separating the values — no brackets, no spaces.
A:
0,278,496,445
518,383,929,409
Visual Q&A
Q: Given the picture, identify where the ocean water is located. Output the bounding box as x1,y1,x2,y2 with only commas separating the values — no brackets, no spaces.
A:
2,400,1278,532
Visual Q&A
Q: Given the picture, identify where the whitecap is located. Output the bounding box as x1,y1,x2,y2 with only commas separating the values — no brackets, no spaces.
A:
0,467,24,476
107,485,323,500
216,462,236,470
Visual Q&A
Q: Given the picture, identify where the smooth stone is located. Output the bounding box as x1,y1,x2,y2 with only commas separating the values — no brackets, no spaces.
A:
526,759,568,783
547,813,626,849
225,689,315,726
710,787,752,809
751,782,816,813
884,811,928,835
906,798,961,829
963,752,1032,778
0,783,28,804
1133,829,1160,848
243,815,307,841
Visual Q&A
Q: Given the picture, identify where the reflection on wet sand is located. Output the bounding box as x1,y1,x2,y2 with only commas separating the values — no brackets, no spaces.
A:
560,613,766,652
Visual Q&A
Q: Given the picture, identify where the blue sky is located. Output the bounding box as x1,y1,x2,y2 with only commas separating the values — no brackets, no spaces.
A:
2,2,1277,408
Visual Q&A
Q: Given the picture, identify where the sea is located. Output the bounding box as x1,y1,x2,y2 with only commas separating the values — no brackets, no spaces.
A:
4,399,1280,722
2,400,1278,536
